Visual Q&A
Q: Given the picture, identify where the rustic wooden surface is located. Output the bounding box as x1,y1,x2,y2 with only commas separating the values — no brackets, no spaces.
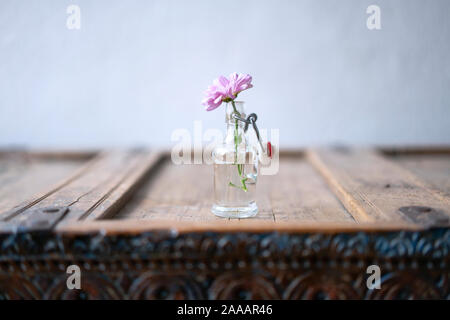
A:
0,150,165,231
0,147,449,231
390,153,450,197
115,153,354,223
307,149,450,225
0,147,449,299
0,152,88,217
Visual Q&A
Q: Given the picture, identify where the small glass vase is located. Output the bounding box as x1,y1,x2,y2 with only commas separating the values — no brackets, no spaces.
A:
211,101,258,218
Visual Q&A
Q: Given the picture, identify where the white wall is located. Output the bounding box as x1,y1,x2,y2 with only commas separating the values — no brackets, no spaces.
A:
1,0,449,149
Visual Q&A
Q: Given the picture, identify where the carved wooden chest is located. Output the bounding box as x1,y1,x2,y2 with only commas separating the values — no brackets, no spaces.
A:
0,148,449,299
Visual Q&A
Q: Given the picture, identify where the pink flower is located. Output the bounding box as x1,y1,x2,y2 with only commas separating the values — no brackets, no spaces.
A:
228,72,253,98
202,73,253,111
202,76,230,111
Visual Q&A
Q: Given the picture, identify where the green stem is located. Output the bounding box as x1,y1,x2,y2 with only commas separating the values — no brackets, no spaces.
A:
232,101,239,163
230,100,248,192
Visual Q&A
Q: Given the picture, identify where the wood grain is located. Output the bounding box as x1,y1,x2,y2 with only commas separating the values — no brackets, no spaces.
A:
258,154,354,222
389,154,450,197
81,151,164,221
1,148,448,233
115,160,224,222
59,218,421,234
115,154,355,223
0,155,87,216
1,150,164,230
307,148,450,226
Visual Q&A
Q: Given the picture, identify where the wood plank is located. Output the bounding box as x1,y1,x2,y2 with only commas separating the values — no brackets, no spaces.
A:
1,150,164,231
115,154,355,223
58,219,422,235
389,154,450,197
1,206,69,232
307,148,450,226
0,155,88,216
115,160,224,222
258,155,354,222
81,151,163,221
381,146,450,156
0,150,97,160
0,152,107,221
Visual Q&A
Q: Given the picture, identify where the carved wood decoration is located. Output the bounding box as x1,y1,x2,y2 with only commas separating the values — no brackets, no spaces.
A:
0,229,448,299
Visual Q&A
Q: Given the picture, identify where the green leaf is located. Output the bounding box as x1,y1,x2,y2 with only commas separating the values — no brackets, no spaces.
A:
241,178,248,192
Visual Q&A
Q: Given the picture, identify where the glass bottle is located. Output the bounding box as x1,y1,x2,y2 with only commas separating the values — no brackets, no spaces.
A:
211,101,258,218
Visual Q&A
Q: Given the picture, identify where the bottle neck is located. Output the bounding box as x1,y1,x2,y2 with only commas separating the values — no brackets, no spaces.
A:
225,101,245,123
224,101,246,144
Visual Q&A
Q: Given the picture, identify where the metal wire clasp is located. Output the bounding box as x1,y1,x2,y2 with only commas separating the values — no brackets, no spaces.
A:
232,112,267,155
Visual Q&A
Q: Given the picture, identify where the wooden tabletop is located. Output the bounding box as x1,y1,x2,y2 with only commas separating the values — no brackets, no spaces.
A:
0,147,449,234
